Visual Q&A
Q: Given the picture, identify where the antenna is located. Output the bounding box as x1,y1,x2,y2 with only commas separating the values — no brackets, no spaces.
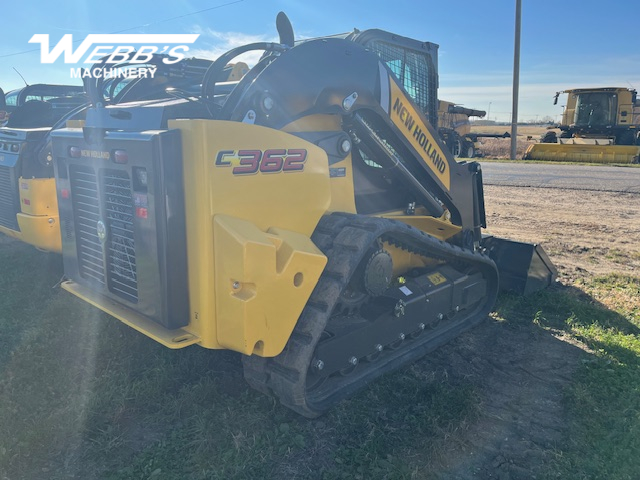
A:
12,67,29,86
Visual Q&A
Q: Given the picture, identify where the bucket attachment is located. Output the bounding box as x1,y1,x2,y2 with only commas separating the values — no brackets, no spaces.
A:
483,236,557,295
523,143,640,164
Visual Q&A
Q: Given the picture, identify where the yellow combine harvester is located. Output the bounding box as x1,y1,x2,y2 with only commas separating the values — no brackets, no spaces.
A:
437,100,509,159
524,87,640,163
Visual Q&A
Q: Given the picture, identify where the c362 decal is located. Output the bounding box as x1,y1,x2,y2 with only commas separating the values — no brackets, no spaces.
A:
215,149,307,175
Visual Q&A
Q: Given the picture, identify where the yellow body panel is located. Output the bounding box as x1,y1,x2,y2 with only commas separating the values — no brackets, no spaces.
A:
524,143,640,164
226,62,250,81
214,215,326,356
379,213,461,241
166,119,332,355
383,242,436,277
65,119,85,128
19,177,58,215
326,154,357,213
0,177,61,252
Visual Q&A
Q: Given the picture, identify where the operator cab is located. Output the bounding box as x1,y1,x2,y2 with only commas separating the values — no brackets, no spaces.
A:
574,91,617,128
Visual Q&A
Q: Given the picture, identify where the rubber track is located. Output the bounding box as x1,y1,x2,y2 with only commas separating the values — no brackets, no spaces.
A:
242,213,499,417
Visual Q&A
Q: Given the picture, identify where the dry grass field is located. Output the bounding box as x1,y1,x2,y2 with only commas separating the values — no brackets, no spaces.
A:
471,124,550,159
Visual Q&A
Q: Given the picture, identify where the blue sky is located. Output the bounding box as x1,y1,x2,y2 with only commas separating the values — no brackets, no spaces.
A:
1,0,638,123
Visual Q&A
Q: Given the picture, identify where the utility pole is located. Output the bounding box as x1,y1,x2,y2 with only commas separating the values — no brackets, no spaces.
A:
510,0,522,160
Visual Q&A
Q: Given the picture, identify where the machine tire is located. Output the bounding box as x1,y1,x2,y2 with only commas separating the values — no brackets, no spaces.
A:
541,131,557,143
452,135,463,158
454,137,475,158
616,130,636,146
461,140,475,158
468,141,476,158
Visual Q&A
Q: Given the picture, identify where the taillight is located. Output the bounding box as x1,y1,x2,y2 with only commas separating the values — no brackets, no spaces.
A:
113,150,128,164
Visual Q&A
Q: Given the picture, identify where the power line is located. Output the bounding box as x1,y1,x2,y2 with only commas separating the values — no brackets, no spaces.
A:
0,0,244,60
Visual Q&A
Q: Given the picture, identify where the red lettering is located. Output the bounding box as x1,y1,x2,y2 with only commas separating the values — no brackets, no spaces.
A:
222,148,307,175
283,149,307,171
232,150,261,175
260,149,285,173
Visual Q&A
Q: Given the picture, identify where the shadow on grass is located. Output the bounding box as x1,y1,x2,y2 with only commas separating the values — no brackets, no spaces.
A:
495,281,640,337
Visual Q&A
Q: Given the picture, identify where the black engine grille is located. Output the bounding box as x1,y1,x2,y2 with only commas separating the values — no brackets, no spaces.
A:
69,166,139,303
103,170,138,303
70,165,105,284
0,166,19,230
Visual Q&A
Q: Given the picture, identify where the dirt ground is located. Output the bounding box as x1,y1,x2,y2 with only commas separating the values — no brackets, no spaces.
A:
484,185,640,281
423,184,640,479
471,125,547,159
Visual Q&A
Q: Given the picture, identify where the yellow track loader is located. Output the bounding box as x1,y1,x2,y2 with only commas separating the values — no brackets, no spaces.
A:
0,85,85,251
50,13,555,417
0,57,242,252
524,87,640,163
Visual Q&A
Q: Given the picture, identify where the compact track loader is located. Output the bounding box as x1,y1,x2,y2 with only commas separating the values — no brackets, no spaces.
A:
0,85,86,251
0,57,231,252
524,87,640,163
50,13,555,417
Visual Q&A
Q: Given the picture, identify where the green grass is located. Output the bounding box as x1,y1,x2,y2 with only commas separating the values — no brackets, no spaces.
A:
495,274,640,479
0,240,477,479
1,239,639,479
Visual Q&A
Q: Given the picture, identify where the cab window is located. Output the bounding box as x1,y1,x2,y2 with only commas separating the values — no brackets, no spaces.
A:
5,92,18,106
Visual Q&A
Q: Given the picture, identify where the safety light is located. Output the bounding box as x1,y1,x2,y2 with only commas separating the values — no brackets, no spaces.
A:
61,189,70,199
114,150,128,164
